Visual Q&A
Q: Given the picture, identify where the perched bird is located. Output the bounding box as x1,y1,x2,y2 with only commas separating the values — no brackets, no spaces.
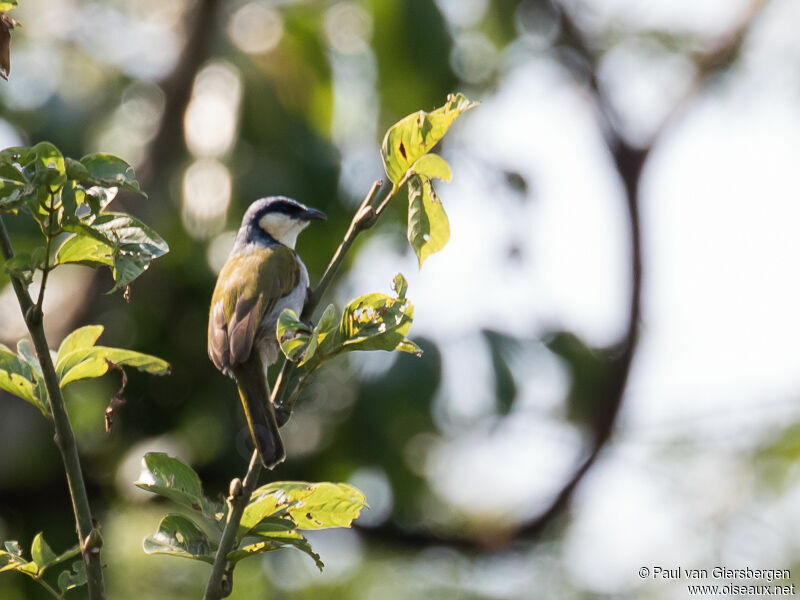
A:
208,197,326,468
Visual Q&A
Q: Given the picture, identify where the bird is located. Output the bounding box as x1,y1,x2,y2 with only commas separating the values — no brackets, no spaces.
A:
208,196,326,468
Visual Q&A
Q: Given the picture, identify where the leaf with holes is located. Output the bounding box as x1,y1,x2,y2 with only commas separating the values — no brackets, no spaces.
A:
250,482,366,531
381,93,476,186
407,175,450,267
56,213,168,290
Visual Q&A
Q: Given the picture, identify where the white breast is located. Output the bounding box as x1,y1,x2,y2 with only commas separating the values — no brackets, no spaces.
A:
255,257,309,367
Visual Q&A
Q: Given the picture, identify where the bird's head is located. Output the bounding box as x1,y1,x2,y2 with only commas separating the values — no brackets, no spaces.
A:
235,196,326,250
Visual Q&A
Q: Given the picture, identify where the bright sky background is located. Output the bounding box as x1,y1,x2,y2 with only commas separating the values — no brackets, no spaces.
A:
347,0,800,594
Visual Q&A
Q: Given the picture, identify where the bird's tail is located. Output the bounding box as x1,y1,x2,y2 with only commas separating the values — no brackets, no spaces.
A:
231,352,285,469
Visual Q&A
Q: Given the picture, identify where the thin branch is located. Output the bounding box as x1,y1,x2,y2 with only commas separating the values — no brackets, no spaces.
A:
0,216,106,599
35,191,57,311
203,452,261,600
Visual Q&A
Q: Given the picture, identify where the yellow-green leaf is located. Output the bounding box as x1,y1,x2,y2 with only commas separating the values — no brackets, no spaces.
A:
252,482,366,531
55,325,104,371
381,93,476,186
407,175,450,267
57,346,170,387
410,153,452,182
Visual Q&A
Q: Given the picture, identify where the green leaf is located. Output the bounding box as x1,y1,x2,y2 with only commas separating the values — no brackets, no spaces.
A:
392,273,408,299
252,482,366,530
337,288,415,354
30,533,56,572
64,157,90,181
407,175,450,267
276,309,313,363
0,343,49,415
0,549,35,576
315,303,338,334
55,325,104,370
55,233,113,268
57,560,87,594
143,514,214,564
57,345,170,387
56,212,168,290
79,153,144,195
381,93,477,186
135,453,218,520
229,529,323,571
410,153,452,182
3,252,34,285
240,490,285,536
0,2,18,12
0,146,33,167
0,163,27,212
279,278,419,369
396,339,424,357
28,141,66,191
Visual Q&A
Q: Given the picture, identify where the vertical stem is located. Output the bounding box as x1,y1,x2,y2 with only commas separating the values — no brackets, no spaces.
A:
0,216,106,600
203,451,262,600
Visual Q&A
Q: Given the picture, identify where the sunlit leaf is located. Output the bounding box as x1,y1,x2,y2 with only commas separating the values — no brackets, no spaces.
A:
407,175,450,267
55,325,104,370
279,277,419,369
252,482,366,530
57,345,170,387
15,339,50,411
229,529,323,571
135,453,218,520
381,92,477,186
410,153,452,182
337,288,415,354
30,533,56,572
143,514,214,564
0,346,39,407
239,490,285,536
54,233,113,268
27,141,67,191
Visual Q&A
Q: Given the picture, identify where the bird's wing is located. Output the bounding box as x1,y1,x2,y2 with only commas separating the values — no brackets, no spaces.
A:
208,245,300,372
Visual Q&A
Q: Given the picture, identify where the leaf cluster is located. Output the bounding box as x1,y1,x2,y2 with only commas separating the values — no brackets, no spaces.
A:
136,453,365,570
0,534,85,599
0,142,168,292
0,325,169,418
381,92,477,267
278,272,422,375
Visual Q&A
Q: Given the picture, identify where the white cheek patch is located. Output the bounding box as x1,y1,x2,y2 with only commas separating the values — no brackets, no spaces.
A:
259,213,308,248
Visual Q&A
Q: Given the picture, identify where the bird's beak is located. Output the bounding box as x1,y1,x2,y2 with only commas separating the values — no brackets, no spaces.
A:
302,207,327,221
